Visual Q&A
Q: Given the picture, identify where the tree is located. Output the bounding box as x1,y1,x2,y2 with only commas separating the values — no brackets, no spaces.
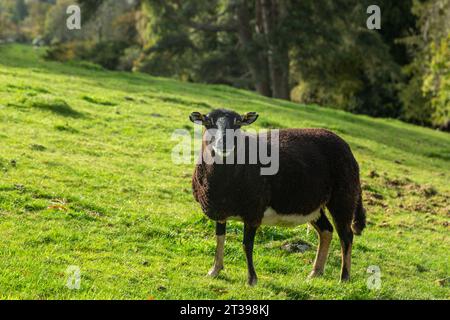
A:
45,0,82,43
400,0,450,129
0,1,21,41
20,1,51,40
423,33,450,130
12,0,28,23
134,0,293,99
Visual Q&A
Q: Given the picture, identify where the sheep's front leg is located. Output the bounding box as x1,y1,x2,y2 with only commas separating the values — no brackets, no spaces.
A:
308,210,333,278
243,223,258,286
207,221,226,277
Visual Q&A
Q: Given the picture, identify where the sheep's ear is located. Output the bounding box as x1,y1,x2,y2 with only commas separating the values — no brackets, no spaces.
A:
241,112,259,126
189,112,208,125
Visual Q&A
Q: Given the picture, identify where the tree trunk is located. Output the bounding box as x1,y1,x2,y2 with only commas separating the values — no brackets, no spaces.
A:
235,1,272,97
270,44,290,100
260,0,290,100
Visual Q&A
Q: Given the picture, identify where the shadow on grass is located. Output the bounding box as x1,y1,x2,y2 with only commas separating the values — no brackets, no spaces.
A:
263,282,310,299
82,95,117,106
28,98,84,118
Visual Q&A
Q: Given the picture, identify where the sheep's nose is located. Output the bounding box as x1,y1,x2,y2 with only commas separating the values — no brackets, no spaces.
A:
212,132,235,157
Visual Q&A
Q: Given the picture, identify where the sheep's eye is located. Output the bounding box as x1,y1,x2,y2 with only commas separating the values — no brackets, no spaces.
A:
203,117,214,127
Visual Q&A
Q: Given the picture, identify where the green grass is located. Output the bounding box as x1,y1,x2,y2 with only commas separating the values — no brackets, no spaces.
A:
0,44,449,300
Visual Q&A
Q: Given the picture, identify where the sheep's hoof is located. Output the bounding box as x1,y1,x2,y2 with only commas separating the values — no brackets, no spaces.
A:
340,269,351,282
308,270,323,279
207,266,223,278
247,276,258,286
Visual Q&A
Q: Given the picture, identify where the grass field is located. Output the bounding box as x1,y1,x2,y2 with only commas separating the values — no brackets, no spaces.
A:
0,44,449,299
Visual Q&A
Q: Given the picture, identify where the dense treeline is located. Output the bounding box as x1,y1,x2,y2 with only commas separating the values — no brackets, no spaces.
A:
0,0,448,130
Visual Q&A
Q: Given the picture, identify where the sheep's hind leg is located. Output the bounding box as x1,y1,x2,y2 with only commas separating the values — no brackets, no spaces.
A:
308,209,333,278
336,224,353,282
207,221,226,277
326,196,355,282
243,223,258,286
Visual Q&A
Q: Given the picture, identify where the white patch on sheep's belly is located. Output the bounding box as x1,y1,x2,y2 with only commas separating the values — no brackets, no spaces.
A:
261,207,321,227
227,207,322,227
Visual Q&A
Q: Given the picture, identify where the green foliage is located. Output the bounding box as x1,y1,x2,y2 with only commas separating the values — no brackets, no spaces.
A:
423,34,450,129
45,0,141,70
76,0,103,21
12,0,28,23
46,40,132,70
290,0,407,118
399,66,433,127
44,0,82,44
400,0,450,130
20,0,51,40
0,44,449,299
79,41,130,70
0,1,20,41
44,41,84,61
135,0,249,87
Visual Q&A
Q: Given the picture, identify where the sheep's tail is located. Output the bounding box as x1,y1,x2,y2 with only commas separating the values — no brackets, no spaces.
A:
351,193,366,235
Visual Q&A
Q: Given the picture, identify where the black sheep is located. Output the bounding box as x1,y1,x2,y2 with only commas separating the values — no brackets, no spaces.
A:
190,109,366,286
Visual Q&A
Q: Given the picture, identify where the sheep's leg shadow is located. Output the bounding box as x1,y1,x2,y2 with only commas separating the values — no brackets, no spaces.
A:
243,223,258,286
207,221,226,277
308,209,333,279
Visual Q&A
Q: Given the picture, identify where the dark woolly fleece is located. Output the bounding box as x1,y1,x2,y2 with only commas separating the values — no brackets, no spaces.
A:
192,126,366,234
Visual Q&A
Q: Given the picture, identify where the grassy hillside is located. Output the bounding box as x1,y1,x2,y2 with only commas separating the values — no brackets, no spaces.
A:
0,45,448,300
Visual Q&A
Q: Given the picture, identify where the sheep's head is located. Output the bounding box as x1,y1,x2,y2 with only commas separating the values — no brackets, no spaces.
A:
189,109,258,158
